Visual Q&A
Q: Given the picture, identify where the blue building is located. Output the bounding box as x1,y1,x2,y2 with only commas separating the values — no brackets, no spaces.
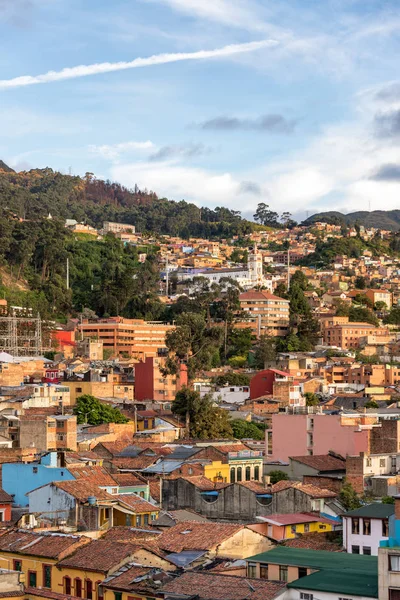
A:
2,452,75,507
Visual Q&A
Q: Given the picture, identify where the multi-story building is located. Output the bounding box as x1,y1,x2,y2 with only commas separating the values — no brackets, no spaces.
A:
19,414,77,453
103,221,135,234
78,317,174,359
323,319,391,349
343,503,394,555
250,369,303,406
238,291,290,338
365,288,392,309
134,356,187,403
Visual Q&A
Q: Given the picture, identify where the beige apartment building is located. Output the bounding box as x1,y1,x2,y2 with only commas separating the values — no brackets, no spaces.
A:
323,320,391,349
78,317,174,359
238,291,290,337
103,221,135,234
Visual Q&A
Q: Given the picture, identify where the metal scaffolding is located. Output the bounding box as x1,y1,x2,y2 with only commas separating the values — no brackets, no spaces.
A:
0,312,45,356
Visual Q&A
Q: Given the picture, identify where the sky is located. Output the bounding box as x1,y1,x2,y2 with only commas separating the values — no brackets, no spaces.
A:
2,1,400,221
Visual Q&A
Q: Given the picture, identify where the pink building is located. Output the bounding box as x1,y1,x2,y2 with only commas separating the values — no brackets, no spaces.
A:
267,414,370,461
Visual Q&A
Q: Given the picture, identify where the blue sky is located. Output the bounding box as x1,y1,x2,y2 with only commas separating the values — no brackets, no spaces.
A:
2,0,400,221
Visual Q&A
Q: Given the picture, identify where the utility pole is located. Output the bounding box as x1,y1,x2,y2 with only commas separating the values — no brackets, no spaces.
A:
165,256,169,298
287,248,290,290
66,258,70,290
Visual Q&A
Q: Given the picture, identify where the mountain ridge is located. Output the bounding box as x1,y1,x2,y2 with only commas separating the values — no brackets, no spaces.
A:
303,210,400,231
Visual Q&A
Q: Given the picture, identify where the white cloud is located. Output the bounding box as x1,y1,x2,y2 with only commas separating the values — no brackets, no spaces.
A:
88,140,155,160
145,0,266,32
0,40,277,89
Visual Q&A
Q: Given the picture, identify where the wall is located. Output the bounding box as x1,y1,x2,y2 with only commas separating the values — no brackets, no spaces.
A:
217,528,273,559
370,420,400,454
2,462,74,507
250,370,275,400
303,475,342,493
28,484,75,521
378,546,400,600
269,414,369,461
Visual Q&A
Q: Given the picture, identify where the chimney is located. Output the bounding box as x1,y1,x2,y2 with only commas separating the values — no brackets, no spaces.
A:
395,496,400,521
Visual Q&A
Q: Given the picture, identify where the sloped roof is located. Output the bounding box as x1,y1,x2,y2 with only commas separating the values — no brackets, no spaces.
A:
271,480,337,498
0,529,85,559
161,572,286,600
57,539,139,573
115,494,158,514
344,503,395,519
157,521,244,553
67,465,117,486
290,454,346,472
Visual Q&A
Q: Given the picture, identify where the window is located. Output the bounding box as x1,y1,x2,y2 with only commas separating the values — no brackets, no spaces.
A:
363,546,371,555
245,466,251,481
237,467,242,482
380,459,386,467
75,578,82,598
304,523,310,533
85,579,93,600
390,555,400,571
77,387,82,393
366,457,372,467
299,567,308,578
43,565,52,588
389,589,400,600
352,518,359,534
363,518,371,535
33,466,38,474
247,563,257,578
254,465,260,481
64,576,72,595
260,564,268,579
230,468,235,483
291,525,297,534
143,514,149,525
136,515,141,526
279,566,288,582
300,594,313,600
114,594,122,600
352,545,360,554
28,571,37,587
13,560,22,572
383,519,389,537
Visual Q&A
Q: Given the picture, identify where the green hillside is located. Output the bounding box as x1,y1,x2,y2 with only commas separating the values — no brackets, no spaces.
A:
303,210,400,231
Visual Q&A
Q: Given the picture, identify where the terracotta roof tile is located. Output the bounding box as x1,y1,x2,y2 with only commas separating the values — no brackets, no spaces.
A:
102,565,153,591
271,481,337,498
112,473,147,487
157,522,244,553
0,529,86,559
0,488,13,503
161,572,286,600
148,480,161,503
54,480,113,503
112,456,158,470
25,589,72,600
240,290,289,303
57,539,139,573
67,465,117,485
237,481,269,494
115,494,159,514
101,527,161,543
173,476,229,491
284,532,343,552
290,455,346,471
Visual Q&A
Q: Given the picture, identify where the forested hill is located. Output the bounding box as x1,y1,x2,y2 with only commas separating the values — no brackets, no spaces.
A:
303,210,400,231
0,161,254,239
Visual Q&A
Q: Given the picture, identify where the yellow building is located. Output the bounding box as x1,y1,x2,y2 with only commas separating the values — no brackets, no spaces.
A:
64,380,134,405
257,513,335,541
204,460,230,483
0,529,88,590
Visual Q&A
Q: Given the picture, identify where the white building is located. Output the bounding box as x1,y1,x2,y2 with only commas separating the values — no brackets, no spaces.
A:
194,383,250,405
342,503,394,555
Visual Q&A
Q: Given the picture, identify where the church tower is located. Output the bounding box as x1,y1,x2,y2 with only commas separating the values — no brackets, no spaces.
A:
248,244,263,286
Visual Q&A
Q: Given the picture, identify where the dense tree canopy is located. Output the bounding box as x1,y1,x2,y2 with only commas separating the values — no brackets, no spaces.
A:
73,394,129,425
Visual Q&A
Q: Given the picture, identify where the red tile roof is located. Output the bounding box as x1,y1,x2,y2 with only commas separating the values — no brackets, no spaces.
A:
240,290,289,303
174,476,229,491
0,488,13,503
25,589,72,600
0,529,86,559
112,473,147,487
115,494,159,514
157,521,244,553
290,455,346,471
161,572,286,600
261,513,337,526
271,480,337,498
57,539,139,573
284,532,343,552
102,565,153,591
67,465,117,485
112,456,158,470
237,481,269,494
54,480,113,502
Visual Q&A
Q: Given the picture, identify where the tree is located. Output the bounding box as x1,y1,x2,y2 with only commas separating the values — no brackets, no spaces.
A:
365,400,379,409
384,307,400,325
355,276,366,289
339,480,362,511
254,335,277,369
73,395,129,425
253,203,280,227
280,212,297,229
349,306,379,326
268,470,289,485
382,496,395,504
213,372,250,387
304,392,320,406
172,388,233,439
231,419,266,441
374,301,388,311
163,313,223,381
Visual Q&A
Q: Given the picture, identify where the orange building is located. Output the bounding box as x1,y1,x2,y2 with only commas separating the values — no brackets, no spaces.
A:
238,291,290,338
323,321,391,349
78,318,174,359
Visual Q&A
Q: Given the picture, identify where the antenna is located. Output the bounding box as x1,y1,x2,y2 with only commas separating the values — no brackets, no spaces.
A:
68,166,72,176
